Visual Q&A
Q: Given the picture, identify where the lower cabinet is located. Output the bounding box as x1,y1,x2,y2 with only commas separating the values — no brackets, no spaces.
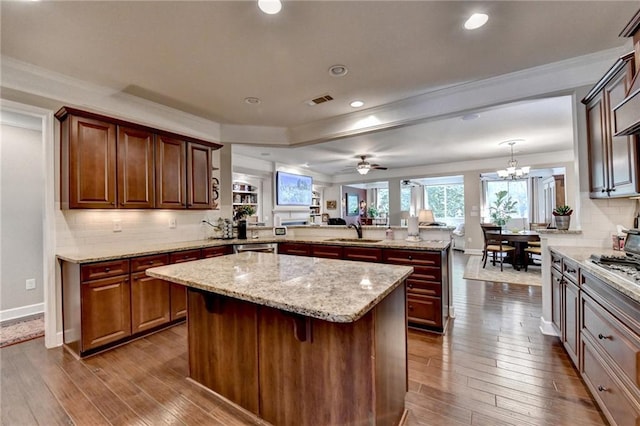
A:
277,242,311,256
550,250,640,426
62,245,232,357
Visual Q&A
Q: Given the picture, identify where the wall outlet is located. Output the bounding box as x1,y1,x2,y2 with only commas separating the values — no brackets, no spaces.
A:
169,217,177,229
26,278,36,290
113,219,122,232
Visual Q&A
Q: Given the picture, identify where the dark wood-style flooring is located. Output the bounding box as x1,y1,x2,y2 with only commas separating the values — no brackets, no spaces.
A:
1,253,606,425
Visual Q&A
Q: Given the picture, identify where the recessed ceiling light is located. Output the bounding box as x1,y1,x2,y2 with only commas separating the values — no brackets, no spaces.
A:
244,97,261,105
350,100,364,108
257,0,282,15
328,64,348,77
464,13,489,30
461,113,479,121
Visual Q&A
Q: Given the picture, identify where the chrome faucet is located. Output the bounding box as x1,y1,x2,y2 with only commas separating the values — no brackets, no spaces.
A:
348,221,363,239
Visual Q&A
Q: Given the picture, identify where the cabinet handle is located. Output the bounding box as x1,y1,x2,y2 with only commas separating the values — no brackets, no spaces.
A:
601,189,606,193
598,333,610,340
408,284,414,289
105,267,110,272
566,268,576,274
597,385,608,392
408,255,413,260
408,304,414,311
148,260,154,265
110,201,115,205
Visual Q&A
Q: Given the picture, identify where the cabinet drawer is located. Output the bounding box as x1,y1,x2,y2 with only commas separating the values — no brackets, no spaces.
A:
170,249,202,264
550,251,563,272
310,245,343,259
343,247,382,262
131,254,169,272
383,249,440,266
563,258,579,284
202,246,233,258
582,293,640,387
278,243,310,256
81,259,130,281
411,266,441,283
582,340,640,426
407,294,442,328
406,279,441,297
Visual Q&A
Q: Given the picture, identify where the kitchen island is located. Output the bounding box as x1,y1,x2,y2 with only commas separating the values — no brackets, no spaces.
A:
147,252,413,426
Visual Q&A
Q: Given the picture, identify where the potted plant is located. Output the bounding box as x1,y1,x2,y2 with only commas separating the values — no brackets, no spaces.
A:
367,206,378,218
489,190,518,227
553,205,573,230
234,204,256,221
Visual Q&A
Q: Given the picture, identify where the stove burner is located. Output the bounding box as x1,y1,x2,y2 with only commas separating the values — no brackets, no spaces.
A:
589,254,640,284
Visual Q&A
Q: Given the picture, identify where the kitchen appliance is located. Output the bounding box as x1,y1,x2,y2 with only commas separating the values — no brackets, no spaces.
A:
590,229,640,283
233,243,277,254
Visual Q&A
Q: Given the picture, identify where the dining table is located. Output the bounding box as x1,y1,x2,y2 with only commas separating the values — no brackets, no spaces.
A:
486,230,540,271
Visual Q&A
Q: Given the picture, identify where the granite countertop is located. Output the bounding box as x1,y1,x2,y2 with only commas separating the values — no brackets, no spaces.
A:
146,252,413,323
57,236,450,263
549,246,640,303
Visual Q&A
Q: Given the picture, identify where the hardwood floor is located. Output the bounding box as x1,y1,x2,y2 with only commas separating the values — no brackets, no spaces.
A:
0,252,606,425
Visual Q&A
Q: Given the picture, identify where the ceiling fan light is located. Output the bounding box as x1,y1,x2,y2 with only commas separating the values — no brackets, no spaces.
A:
464,13,488,30
357,164,370,175
258,0,282,15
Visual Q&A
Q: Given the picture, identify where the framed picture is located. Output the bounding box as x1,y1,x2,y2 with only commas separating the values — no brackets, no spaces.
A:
321,213,330,223
326,200,337,210
346,193,359,216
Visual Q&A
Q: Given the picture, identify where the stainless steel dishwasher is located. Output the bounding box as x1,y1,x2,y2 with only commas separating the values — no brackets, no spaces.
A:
233,243,277,254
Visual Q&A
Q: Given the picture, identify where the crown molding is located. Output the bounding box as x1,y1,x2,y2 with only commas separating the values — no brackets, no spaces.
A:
1,56,222,142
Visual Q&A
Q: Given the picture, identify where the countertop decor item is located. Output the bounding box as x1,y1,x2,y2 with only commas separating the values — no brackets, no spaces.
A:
233,204,255,221
552,205,573,230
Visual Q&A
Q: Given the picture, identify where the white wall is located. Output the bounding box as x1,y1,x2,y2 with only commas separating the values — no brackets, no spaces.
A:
1,122,44,316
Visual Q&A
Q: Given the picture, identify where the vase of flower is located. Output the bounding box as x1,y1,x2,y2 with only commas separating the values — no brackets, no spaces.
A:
553,205,573,230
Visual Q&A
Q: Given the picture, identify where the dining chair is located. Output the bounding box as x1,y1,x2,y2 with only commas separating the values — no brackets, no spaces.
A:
481,224,515,271
527,223,548,247
523,246,542,271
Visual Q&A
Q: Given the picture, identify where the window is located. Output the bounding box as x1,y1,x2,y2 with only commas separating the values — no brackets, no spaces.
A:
376,188,389,215
401,186,411,212
424,183,465,222
484,179,529,219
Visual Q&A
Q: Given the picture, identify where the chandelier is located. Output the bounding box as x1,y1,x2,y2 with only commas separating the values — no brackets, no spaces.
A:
497,140,530,179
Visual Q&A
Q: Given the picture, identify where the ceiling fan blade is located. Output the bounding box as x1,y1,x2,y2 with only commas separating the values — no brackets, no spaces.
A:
372,165,387,170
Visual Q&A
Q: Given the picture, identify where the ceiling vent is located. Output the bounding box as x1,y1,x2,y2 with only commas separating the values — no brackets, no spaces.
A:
305,94,334,106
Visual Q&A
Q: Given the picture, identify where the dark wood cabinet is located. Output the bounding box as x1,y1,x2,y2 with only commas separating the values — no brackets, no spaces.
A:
187,142,213,209
310,244,343,259
156,136,187,208
131,254,170,334
383,249,448,332
117,126,155,208
60,114,117,208
56,107,221,210
342,246,382,262
549,249,640,426
79,261,132,352
169,249,202,320
583,53,639,198
278,243,311,256
202,245,233,258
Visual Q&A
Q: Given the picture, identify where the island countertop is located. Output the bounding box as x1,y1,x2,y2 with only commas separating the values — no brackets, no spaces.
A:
146,252,413,323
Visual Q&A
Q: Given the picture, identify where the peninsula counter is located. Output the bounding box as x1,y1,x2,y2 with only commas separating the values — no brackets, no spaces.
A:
147,252,413,426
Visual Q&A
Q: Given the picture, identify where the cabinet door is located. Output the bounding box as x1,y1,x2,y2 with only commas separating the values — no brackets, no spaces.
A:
187,142,212,209
68,115,117,208
310,245,343,259
202,245,233,258
343,247,382,262
551,267,562,333
586,93,609,198
156,136,186,209
563,279,579,364
407,294,442,328
606,69,639,197
169,249,202,320
278,243,311,256
117,126,155,208
81,275,131,351
131,272,171,334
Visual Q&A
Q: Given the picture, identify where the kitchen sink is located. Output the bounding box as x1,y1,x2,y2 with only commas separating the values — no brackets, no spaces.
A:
324,238,382,243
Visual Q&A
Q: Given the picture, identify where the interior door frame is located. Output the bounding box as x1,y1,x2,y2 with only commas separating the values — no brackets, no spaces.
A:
1,99,58,348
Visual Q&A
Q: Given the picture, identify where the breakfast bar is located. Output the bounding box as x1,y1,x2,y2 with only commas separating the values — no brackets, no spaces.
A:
146,252,413,426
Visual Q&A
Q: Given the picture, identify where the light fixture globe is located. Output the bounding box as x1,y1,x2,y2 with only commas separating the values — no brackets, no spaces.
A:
258,0,282,15
497,140,529,180
357,164,370,175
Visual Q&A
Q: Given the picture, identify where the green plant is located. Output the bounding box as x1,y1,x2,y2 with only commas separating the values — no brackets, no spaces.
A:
553,205,573,216
367,206,378,218
489,190,518,226
234,205,256,221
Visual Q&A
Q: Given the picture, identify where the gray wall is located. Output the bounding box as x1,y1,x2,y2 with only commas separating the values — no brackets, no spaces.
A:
1,122,44,312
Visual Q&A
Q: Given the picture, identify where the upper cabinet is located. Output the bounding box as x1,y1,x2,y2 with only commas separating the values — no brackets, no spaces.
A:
582,53,639,198
57,107,222,209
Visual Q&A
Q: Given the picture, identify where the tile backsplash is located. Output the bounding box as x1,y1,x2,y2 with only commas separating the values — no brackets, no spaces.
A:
55,207,225,251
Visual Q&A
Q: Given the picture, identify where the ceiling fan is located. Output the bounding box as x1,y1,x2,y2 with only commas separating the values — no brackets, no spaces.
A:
401,179,421,187
356,155,387,175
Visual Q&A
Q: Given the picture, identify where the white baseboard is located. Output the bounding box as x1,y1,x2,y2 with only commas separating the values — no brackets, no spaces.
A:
0,303,44,322
539,317,559,336
464,249,483,256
